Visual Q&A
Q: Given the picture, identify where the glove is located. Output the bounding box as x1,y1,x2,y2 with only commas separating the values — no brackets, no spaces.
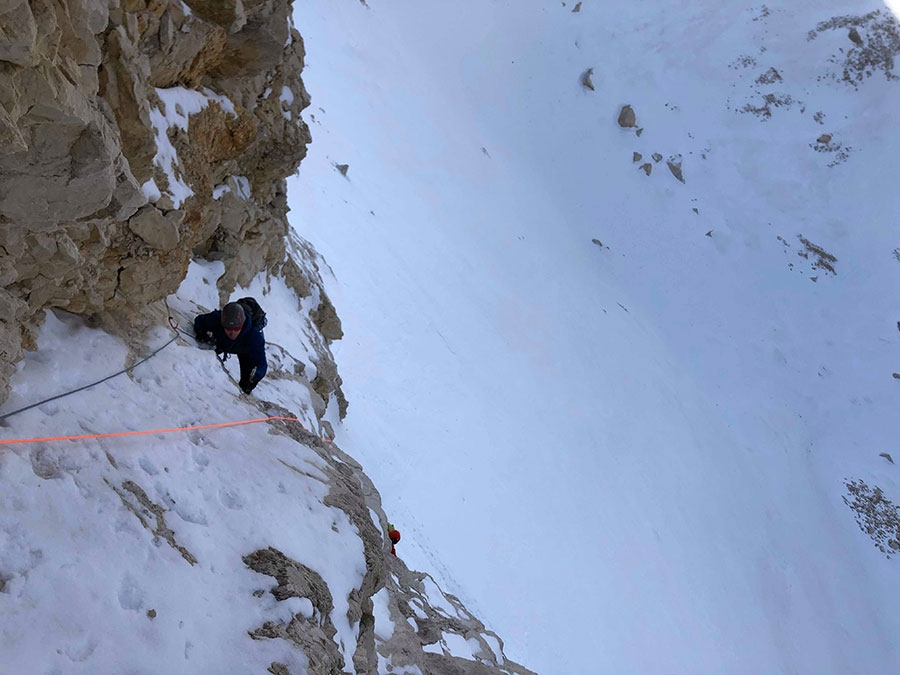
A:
195,330,214,345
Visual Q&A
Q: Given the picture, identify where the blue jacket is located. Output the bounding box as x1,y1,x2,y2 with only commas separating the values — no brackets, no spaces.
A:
194,310,268,384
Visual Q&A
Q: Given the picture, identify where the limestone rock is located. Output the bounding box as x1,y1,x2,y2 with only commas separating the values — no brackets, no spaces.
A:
184,0,247,32
581,67,594,91
245,547,346,673
313,295,344,342
0,0,39,67
127,204,182,251
640,162,652,176
238,403,536,674
148,7,228,88
618,104,637,128
633,152,642,163
0,100,27,154
667,154,685,183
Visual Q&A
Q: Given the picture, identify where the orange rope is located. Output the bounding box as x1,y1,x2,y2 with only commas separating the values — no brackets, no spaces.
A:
0,416,332,446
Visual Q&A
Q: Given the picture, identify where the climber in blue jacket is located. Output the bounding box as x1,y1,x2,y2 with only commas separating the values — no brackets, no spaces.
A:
194,301,267,394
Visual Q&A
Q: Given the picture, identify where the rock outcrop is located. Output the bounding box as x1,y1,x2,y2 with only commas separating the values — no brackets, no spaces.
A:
244,407,537,675
0,0,344,414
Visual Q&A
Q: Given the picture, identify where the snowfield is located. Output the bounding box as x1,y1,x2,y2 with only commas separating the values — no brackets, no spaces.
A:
290,0,900,672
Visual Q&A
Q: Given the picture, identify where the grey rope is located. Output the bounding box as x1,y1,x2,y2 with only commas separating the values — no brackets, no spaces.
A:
0,334,179,423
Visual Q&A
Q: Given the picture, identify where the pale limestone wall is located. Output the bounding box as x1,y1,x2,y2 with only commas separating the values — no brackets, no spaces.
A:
0,0,344,411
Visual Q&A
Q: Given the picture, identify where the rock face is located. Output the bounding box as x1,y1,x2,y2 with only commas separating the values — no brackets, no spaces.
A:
0,0,345,414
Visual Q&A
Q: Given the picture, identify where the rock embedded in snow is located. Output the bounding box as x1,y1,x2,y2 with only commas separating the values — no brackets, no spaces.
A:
844,479,900,558
667,154,686,183
581,67,595,90
617,104,637,128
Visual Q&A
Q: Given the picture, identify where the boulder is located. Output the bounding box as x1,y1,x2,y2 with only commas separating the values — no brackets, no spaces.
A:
617,104,637,128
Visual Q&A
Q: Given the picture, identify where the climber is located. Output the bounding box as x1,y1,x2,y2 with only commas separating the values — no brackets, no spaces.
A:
388,524,401,556
194,300,267,395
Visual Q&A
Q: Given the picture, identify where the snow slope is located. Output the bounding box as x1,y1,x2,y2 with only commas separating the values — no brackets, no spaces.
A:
0,256,531,673
0,262,369,672
289,1,900,673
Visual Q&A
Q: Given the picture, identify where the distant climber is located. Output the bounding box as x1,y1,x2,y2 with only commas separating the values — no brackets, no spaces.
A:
194,298,268,395
388,524,401,556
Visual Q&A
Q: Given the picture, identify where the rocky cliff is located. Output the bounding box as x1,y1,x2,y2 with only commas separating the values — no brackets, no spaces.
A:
0,2,533,673
0,0,344,412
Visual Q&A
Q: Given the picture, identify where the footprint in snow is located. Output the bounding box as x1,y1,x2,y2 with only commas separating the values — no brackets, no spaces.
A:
218,486,245,510
138,456,159,476
168,495,208,526
64,636,99,663
117,573,144,611
191,445,210,468
30,448,61,480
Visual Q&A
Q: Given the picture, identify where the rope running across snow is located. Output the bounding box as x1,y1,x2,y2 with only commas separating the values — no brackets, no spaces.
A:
0,415,335,446
0,312,333,446
0,334,179,423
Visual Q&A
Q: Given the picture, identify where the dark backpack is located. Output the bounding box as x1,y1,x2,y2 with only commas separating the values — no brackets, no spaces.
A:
237,297,267,330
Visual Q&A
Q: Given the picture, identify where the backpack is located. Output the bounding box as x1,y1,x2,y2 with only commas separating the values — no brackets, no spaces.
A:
237,297,267,330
